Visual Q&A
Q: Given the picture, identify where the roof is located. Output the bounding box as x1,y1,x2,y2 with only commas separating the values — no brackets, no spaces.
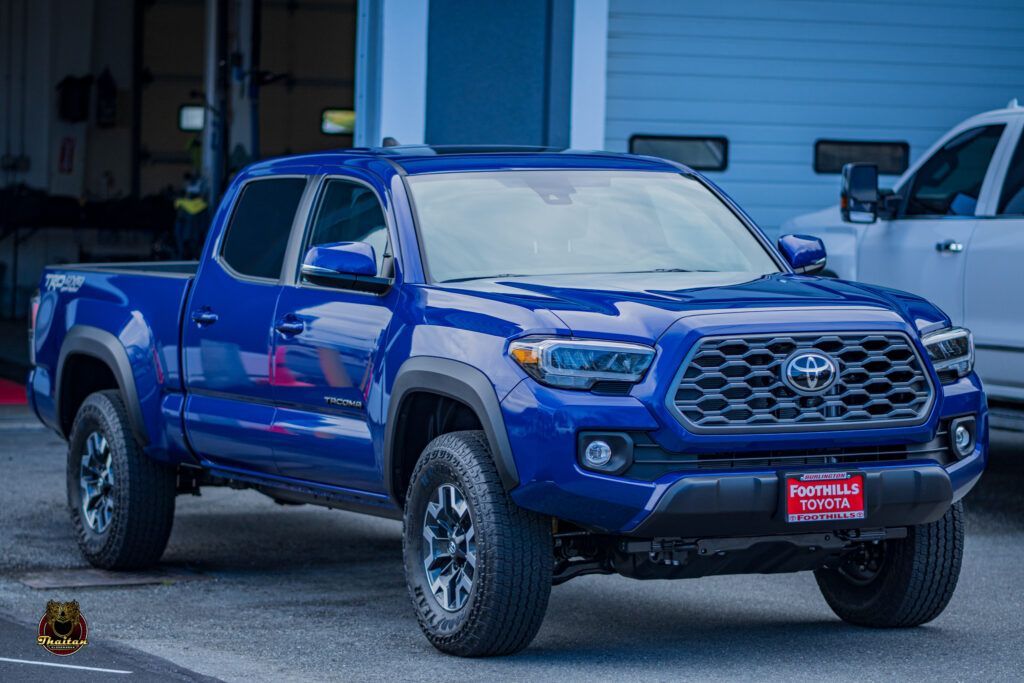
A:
246,145,686,176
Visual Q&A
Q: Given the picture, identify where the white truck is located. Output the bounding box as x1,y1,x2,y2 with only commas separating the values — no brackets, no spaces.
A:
783,101,1024,430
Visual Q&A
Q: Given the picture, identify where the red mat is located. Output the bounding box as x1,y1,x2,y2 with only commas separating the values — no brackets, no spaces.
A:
0,378,27,405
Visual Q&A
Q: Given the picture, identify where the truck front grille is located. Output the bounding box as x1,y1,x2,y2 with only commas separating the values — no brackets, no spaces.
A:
671,332,934,433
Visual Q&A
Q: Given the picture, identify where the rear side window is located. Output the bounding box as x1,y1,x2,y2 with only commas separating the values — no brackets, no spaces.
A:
998,132,1024,216
220,178,307,279
904,125,1004,217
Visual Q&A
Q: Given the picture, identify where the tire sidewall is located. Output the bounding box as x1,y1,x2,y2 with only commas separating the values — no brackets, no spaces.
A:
66,394,132,561
403,446,482,641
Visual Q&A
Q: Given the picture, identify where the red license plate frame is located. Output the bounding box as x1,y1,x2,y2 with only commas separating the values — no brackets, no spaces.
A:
784,471,865,523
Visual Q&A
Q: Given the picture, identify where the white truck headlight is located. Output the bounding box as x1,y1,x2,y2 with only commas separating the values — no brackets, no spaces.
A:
923,327,974,381
509,338,655,390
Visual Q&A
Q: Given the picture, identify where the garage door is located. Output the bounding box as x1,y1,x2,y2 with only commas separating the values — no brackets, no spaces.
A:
605,0,1024,232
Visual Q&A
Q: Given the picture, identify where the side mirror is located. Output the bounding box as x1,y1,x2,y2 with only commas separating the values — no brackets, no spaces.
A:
778,234,827,275
301,242,389,293
841,163,879,224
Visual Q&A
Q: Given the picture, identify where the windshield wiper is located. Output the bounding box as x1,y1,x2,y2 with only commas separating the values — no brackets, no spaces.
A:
441,273,528,283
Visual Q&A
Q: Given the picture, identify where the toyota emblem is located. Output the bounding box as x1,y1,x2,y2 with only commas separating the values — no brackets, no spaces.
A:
782,351,838,395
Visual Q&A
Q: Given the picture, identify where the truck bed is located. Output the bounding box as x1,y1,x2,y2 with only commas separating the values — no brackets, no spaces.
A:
30,261,197,455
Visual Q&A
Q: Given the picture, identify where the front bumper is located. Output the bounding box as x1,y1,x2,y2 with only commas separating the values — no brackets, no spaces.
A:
502,374,988,536
630,464,952,537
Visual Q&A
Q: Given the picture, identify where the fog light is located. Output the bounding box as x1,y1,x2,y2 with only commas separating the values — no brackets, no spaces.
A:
954,425,970,451
949,416,976,459
584,440,613,467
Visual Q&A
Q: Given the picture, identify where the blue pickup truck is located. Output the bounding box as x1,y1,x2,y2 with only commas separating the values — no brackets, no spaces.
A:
28,146,986,656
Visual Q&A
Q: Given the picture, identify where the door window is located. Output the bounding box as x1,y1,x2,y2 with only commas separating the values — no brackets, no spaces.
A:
304,179,391,276
220,177,308,279
904,125,1005,217
998,131,1024,216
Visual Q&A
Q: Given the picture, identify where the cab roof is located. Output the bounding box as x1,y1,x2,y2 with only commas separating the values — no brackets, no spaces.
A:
246,145,687,176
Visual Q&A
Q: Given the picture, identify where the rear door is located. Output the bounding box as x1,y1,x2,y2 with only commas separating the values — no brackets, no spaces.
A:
965,117,1024,401
268,170,397,491
182,174,312,474
856,124,1008,324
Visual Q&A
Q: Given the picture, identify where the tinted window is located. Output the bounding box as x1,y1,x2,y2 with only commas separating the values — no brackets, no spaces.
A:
305,179,390,275
629,135,728,171
904,125,1004,217
220,178,307,279
998,132,1024,216
814,140,909,175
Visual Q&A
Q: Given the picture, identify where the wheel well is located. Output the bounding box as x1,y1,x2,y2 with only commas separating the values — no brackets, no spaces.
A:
391,392,483,505
60,353,118,436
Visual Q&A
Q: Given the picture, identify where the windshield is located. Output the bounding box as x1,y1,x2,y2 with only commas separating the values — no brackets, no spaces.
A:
406,170,780,283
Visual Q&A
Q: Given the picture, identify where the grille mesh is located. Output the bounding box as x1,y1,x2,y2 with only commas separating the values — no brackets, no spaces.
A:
672,332,933,432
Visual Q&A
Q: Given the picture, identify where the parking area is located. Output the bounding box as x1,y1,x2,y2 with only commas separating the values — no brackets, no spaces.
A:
1,406,1021,682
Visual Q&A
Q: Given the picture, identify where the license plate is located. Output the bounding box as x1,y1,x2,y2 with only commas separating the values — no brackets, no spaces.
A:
785,472,865,523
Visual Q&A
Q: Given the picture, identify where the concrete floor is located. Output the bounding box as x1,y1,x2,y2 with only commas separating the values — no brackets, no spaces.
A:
0,407,1021,682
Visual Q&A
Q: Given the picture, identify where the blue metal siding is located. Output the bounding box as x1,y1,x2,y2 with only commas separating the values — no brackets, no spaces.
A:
605,0,1024,233
425,0,573,146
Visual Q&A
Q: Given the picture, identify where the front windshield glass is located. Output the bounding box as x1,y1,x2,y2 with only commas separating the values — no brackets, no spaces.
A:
405,170,780,283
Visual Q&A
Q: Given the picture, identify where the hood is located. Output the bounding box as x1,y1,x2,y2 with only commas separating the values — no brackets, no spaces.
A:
435,272,949,342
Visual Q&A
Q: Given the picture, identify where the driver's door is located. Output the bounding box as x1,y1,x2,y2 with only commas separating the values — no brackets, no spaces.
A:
857,124,1008,324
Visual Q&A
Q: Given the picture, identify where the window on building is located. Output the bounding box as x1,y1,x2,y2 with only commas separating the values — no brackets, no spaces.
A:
998,132,1024,215
178,105,205,132
304,179,390,277
814,140,909,175
904,125,1005,217
321,109,355,135
220,178,307,279
629,135,728,171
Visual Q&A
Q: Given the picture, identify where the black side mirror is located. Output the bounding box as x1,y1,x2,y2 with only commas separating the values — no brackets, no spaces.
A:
841,163,879,224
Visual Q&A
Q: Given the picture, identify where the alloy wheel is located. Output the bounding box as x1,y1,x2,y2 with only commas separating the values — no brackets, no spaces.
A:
421,483,476,611
79,432,116,534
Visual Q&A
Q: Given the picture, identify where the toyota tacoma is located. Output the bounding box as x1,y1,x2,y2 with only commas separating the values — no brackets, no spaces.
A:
28,146,987,656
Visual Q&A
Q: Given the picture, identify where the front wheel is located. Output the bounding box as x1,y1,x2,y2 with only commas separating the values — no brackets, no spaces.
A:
814,501,965,627
403,431,553,657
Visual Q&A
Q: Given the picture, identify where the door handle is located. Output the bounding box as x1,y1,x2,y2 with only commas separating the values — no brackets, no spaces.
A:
935,239,964,253
191,309,219,326
275,317,304,336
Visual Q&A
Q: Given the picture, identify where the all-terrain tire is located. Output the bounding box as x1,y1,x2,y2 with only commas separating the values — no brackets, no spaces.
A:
815,501,965,627
403,430,553,657
67,390,176,569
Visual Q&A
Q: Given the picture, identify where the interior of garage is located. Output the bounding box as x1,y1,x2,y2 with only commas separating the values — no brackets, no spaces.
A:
0,0,358,324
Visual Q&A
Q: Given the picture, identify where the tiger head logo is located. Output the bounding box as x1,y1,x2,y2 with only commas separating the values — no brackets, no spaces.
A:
45,601,81,639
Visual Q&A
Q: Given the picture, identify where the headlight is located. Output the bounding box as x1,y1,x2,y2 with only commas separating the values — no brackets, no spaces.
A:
922,327,974,381
509,338,655,390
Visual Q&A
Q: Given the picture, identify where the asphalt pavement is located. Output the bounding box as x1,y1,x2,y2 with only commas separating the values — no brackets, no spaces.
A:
1,405,1022,682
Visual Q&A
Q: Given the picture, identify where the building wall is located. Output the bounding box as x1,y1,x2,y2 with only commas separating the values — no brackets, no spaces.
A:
603,0,1024,232
425,0,572,146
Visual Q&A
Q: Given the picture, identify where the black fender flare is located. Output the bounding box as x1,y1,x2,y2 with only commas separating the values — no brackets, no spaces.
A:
384,356,519,502
56,325,148,445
